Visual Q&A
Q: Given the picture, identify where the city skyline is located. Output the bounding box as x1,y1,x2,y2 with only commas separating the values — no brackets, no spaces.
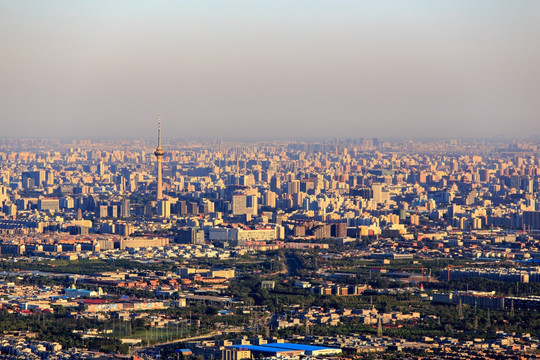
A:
1,2,540,354
2,1,540,140
0,111,539,357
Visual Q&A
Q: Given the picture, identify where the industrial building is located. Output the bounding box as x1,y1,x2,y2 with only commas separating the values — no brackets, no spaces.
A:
227,342,342,357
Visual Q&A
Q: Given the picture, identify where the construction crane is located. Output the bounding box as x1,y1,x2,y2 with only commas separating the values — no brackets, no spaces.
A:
444,264,466,282
402,265,427,282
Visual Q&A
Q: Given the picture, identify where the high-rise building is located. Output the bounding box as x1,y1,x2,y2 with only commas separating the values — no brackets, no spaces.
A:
158,199,171,218
0,185,9,204
523,211,540,230
99,204,108,218
121,198,130,218
232,193,257,216
287,180,300,195
22,170,45,188
188,202,199,215
263,190,276,208
38,198,60,212
270,175,281,194
154,114,165,201
176,200,187,216
371,183,389,203
479,169,490,182
176,227,205,244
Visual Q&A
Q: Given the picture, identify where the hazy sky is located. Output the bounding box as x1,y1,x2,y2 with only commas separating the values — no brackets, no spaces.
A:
1,1,539,140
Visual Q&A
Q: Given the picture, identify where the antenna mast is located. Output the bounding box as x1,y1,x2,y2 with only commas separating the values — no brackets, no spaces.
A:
158,113,162,148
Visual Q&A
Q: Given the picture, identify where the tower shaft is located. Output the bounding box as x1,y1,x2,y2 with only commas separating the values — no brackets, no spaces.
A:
157,157,163,200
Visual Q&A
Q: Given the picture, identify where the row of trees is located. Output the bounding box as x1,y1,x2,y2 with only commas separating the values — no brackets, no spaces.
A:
0,308,129,354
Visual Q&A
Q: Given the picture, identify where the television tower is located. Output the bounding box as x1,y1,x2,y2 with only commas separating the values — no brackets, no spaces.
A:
154,114,165,201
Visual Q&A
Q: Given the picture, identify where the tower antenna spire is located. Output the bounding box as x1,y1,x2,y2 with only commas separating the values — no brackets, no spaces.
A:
158,113,162,148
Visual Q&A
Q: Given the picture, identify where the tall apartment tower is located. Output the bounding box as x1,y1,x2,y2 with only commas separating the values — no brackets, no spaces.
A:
154,114,165,201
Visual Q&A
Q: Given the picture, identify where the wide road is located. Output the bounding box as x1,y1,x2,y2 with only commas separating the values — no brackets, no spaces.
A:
285,252,301,276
